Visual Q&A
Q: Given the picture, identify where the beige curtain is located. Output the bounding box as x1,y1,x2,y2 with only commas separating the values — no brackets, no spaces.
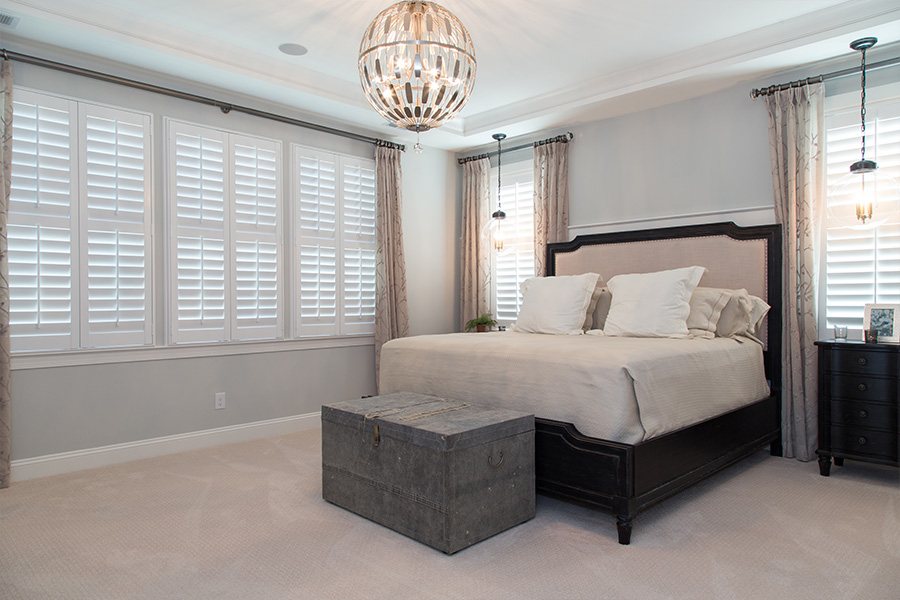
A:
460,157,491,329
374,145,409,388
533,140,570,276
0,59,12,488
764,83,824,461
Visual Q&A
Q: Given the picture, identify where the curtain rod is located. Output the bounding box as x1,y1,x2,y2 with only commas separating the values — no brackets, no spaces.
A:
0,48,405,151
457,132,574,165
749,55,900,99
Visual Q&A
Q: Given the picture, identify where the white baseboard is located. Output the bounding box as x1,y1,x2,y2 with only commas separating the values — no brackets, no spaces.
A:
10,412,321,482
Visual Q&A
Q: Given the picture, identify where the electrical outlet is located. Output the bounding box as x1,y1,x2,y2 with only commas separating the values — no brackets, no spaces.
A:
214,392,226,410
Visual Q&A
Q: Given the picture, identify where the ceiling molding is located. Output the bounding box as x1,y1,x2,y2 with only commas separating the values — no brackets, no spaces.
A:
462,0,900,135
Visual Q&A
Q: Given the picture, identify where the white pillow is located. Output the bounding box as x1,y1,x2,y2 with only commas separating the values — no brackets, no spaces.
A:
511,273,601,335
603,266,707,338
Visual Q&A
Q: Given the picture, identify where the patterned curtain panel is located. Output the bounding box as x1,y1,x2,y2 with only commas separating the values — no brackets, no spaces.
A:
0,59,12,488
460,157,491,329
533,140,570,277
764,83,824,461
374,145,409,388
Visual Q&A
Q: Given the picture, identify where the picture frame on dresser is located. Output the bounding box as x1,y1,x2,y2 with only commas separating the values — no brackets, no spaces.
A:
863,304,900,343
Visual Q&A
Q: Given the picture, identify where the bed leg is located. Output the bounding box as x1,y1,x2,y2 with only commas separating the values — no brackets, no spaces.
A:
769,434,783,457
615,515,633,545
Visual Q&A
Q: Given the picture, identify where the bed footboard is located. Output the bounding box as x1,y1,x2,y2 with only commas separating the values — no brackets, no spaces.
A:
535,394,780,545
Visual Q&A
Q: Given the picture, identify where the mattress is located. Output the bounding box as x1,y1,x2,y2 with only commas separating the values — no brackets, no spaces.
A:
379,331,770,444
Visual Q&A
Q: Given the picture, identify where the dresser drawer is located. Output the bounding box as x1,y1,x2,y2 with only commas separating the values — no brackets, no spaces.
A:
830,400,898,432
828,348,898,377
830,426,899,460
829,374,897,402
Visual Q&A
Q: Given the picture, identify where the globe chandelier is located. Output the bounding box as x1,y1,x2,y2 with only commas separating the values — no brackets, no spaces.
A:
359,1,477,151
828,37,900,229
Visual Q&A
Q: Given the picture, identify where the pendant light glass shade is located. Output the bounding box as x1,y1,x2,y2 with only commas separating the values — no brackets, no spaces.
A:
358,1,477,133
827,37,900,229
830,166,900,229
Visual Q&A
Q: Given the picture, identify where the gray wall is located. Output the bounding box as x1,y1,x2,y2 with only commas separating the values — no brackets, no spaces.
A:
567,84,775,230
8,46,457,462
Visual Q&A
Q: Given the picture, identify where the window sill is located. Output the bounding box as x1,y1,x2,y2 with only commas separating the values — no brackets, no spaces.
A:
11,335,375,371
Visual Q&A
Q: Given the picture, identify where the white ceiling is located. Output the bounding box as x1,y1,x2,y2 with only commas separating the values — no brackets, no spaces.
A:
1,0,899,151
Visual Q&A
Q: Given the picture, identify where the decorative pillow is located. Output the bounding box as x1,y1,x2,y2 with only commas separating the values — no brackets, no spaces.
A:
603,266,707,338
716,289,770,339
687,287,733,339
582,280,608,330
511,273,601,335
585,287,613,331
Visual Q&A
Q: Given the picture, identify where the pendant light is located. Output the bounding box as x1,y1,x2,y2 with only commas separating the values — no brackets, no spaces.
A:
482,133,507,252
358,1,477,149
828,37,900,228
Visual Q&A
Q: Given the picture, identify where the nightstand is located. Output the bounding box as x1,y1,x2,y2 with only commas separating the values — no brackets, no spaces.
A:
815,340,899,476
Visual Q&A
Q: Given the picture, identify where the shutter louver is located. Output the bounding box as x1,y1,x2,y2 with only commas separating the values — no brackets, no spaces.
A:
824,99,900,331
8,91,77,351
169,123,229,343
296,148,340,336
341,159,376,333
81,105,152,347
168,122,282,344
494,170,535,323
232,137,282,339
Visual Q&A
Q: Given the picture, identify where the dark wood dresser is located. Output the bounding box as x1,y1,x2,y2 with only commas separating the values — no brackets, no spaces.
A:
815,340,899,476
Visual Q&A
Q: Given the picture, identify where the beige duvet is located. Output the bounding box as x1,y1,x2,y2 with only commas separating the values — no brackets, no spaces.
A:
379,331,770,444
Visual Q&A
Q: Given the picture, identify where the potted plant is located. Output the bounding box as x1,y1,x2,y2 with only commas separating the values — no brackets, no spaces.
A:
465,312,498,332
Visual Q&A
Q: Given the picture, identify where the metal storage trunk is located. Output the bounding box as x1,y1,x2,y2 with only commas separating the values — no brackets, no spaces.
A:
322,392,535,554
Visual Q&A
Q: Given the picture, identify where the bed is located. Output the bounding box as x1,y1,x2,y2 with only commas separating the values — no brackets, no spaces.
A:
380,221,783,544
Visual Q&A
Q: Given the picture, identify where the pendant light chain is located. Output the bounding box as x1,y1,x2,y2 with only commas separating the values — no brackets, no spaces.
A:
860,44,868,163
496,134,502,213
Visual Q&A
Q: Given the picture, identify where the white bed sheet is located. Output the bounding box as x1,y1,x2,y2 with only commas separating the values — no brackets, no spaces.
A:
379,331,770,444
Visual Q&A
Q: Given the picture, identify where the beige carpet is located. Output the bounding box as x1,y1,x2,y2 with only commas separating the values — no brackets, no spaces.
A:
1,428,897,600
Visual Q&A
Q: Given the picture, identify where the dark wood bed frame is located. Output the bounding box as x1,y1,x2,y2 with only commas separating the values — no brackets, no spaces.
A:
537,221,783,545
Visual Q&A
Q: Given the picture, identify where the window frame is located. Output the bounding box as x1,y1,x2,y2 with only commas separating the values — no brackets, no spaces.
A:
819,82,900,337
8,87,154,353
165,118,284,345
292,144,377,338
490,160,535,326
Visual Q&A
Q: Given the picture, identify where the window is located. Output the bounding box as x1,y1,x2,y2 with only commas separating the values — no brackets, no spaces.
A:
8,89,377,355
8,90,152,352
822,91,900,333
166,120,282,344
491,164,535,324
293,146,376,337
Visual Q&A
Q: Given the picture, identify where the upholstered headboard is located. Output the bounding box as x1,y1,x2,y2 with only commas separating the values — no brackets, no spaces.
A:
546,222,783,391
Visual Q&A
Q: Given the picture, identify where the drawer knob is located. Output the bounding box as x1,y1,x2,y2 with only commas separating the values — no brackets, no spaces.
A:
857,383,867,392
859,410,868,418
858,357,867,366
858,436,867,446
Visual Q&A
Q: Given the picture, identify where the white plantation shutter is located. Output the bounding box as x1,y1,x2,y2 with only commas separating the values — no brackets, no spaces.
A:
295,148,339,336
168,121,228,343
293,146,376,337
8,91,78,351
167,121,283,344
231,136,282,339
493,167,535,324
341,158,376,334
79,104,152,347
823,97,900,332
